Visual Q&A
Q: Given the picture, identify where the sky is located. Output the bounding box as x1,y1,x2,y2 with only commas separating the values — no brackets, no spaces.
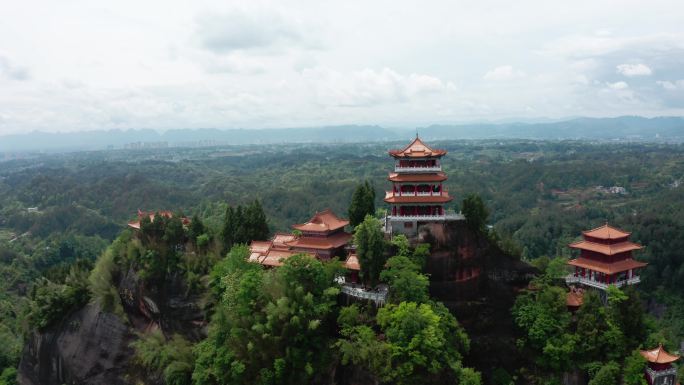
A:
0,0,683,135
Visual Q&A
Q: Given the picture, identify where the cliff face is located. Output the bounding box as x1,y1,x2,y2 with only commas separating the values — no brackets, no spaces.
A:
18,267,206,385
420,221,536,382
18,303,133,385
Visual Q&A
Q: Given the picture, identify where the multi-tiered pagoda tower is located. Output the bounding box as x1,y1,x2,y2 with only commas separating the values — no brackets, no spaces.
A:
384,136,458,235
640,344,679,385
565,224,647,291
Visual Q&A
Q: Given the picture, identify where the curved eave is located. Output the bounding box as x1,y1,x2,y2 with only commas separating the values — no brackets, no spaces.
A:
387,172,448,182
388,150,447,159
569,240,643,255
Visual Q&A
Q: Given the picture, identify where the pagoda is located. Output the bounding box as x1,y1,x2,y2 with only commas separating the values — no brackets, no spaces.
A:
384,135,459,235
249,209,353,266
565,223,647,291
640,344,679,385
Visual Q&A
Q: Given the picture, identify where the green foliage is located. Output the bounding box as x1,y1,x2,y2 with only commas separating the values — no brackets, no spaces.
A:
587,361,620,385
0,367,17,385
88,247,124,317
131,330,195,385
380,256,429,304
354,215,386,286
462,193,489,234
194,253,339,385
459,367,482,385
27,265,91,330
622,349,647,385
375,302,471,384
348,181,376,227
575,291,625,364
512,282,575,371
222,200,269,252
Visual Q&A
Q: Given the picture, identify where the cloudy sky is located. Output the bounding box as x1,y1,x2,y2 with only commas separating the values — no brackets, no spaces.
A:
1,0,683,135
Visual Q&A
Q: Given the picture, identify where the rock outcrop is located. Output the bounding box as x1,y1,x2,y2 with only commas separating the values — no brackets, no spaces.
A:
420,221,536,383
18,265,206,385
18,303,133,385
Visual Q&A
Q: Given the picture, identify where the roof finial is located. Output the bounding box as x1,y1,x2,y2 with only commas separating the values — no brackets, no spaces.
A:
416,129,419,139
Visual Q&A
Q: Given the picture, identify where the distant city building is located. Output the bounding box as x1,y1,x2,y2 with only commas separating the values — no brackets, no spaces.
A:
384,135,463,235
124,141,169,150
640,344,679,385
595,185,628,194
565,224,647,292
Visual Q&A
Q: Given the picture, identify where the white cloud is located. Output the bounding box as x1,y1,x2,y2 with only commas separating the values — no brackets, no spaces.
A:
194,9,318,54
657,80,684,90
0,54,30,81
607,81,629,90
2,0,684,135
482,65,525,81
616,63,652,77
302,67,450,107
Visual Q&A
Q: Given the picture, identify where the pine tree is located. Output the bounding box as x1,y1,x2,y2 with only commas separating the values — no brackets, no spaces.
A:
221,206,237,253
461,194,489,233
245,200,269,242
349,181,376,227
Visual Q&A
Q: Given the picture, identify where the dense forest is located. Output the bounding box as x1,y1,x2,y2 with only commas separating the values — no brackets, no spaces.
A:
1,139,684,384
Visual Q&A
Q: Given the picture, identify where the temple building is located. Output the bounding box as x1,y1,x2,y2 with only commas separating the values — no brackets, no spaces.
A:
127,210,190,230
640,344,679,385
249,209,355,268
384,136,462,235
565,224,648,291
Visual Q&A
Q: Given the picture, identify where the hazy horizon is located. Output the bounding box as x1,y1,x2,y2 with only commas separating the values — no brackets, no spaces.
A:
2,0,684,135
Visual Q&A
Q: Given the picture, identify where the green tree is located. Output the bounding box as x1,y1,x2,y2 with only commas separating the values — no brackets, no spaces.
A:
349,181,376,227
622,349,647,385
512,282,576,371
575,290,625,364
587,361,620,385
606,286,646,351
188,215,206,245
461,194,489,234
380,256,429,304
244,200,269,242
375,301,472,385
354,215,386,286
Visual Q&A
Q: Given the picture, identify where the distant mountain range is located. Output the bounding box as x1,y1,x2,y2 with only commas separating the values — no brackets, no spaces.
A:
1,116,684,153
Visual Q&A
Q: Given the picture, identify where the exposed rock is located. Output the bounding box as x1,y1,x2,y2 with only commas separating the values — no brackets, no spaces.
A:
18,303,134,385
420,221,537,383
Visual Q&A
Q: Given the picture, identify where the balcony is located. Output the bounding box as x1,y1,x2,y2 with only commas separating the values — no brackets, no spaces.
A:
395,166,442,173
387,213,465,222
397,191,443,197
565,275,641,290
646,366,677,382
338,280,388,306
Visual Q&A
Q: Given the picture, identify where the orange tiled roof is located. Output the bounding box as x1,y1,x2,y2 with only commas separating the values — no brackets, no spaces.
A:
640,344,680,364
249,241,272,254
388,172,448,182
128,210,189,230
569,240,643,255
286,232,352,250
292,209,349,232
568,257,647,275
271,233,296,248
344,254,361,271
384,191,453,204
389,136,447,158
583,224,631,240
